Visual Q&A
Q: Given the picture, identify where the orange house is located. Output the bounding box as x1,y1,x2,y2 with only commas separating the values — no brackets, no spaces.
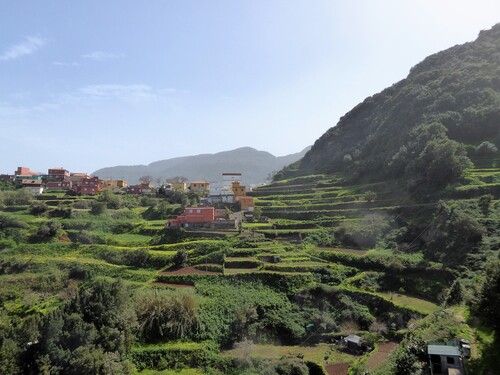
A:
236,196,255,211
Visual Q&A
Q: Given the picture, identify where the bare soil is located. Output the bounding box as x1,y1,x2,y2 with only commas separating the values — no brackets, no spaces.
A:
325,362,350,375
159,266,222,275
366,342,397,370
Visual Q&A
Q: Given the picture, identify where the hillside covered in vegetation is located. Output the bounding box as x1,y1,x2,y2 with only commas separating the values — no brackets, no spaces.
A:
0,24,499,375
278,23,500,184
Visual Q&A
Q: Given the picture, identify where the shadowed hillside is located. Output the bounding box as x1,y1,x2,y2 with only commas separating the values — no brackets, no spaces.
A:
277,23,500,182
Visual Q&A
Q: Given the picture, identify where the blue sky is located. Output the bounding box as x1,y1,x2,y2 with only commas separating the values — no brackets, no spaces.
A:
0,1,499,174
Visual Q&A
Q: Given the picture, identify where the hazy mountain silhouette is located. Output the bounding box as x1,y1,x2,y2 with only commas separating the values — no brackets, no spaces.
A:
93,147,310,184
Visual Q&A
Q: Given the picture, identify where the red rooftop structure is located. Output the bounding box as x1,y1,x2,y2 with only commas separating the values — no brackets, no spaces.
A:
167,206,215,228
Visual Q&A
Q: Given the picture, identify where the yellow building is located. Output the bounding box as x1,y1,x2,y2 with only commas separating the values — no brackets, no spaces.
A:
231,181,246,198
100,179,128,189
189,181,210,193
171,182,188,192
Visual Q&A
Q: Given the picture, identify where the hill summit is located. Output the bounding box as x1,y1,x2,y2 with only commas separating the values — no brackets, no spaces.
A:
93,146,310,184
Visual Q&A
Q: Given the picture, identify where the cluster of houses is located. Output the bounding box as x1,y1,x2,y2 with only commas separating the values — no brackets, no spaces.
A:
0,166,130,196
160,173,255,210
3,167,256,229
166,173,255,229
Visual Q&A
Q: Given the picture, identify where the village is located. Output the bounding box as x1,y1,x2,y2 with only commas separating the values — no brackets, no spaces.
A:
1,167,256,231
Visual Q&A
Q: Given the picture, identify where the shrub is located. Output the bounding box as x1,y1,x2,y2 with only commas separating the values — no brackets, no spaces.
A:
0,189,33,206
29,201,49,215
90,201,107,215
135,289,200,342
30,220,62,242
476,140,497,155
48,204,72,218
73,199,92,209
364,190,377,202
172,249,189,268
0,214,28,229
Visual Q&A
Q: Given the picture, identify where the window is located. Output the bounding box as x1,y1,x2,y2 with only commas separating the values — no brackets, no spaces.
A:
189,209,193,213
197,209,201,213
447,357,455,364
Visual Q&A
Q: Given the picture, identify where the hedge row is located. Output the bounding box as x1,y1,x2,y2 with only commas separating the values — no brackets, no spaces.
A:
224,260,261,269
309,250,454,278
193,264,224,273
156,272,314,294
130,342,216,371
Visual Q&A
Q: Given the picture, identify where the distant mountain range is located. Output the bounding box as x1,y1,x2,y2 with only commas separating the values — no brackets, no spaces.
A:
93,147,310,185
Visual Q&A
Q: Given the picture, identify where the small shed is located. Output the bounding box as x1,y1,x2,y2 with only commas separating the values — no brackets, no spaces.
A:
344,335,362,351
428,344,465,375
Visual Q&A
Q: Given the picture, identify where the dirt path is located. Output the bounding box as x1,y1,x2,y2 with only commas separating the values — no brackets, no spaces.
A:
366,342,397,371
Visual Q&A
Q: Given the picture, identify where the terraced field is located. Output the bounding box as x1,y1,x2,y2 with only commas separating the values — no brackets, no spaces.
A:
2,165,498,374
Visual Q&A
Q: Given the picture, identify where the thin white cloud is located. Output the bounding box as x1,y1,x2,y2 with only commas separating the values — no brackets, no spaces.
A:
0,36,47,61
79,84,174,103
53,61,80,67
0,83,178,118
82,51,125,61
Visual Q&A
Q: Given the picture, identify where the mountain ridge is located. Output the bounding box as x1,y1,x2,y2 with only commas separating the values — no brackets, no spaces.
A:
93,146,310,184
277,22,500,181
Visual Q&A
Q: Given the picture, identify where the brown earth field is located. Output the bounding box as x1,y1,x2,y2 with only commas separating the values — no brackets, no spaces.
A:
159,266,222,275
366,342,397,370
325,362,350,375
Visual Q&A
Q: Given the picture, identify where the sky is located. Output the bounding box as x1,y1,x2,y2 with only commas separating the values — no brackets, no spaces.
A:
0,1,499,174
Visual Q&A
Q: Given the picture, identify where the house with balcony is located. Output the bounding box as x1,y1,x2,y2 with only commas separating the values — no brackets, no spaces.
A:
127,182,153,195
48,167,70,182
46,180,73,191
74,176,101,195
189,181,210,194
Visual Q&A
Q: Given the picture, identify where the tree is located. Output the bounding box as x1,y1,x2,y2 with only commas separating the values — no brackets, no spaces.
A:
32,220,62,242
444,279,464,306
172,249,188,268
76,278,137,355
474,260,500,332
364,191,377,202
166,176,188,183
90,201,106,215
139,176,152,184
476,141,497,155
30,201,49,215
425,201,485,264
100,190,122,209
411,138,472,187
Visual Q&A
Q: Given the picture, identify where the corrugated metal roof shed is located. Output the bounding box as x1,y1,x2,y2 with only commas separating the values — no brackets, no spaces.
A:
427,344,461,356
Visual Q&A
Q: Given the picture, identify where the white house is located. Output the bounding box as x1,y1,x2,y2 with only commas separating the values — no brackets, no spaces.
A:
22,179,44,195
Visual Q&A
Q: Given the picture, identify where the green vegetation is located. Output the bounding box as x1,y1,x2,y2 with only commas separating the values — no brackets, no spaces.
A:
2,23,500,374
